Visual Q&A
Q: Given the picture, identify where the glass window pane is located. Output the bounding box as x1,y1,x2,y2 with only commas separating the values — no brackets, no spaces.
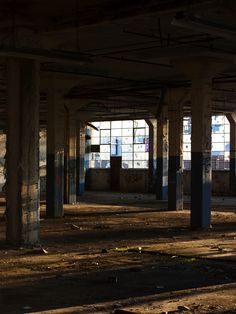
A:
91,137,100,145
122,120,133,128
212,143,224,151
122,145,133,153
225,124,230,133
100,121,110,129
111,121,122,128
122,137,133,144
134,160,148,168
101,129,110,137
183,152,191,160
101,137,110,144
111,144,121,156
122,128,133,136
122,153,133,160
183,144,191,151
225,152,230,160
111,136,121,144
134,136,146,144
134,152,146,160
225,143,230,151
111,129,122,136
101,160,110,168
91,152,101,160
134,128,145,136
100,152,110,160
212,124,224,133
134,120,146,128
122,160,133,168
134,144,145,152
183,134,191,143
100,145,110,153
225,134,230,142
212,134,225,143
90,160,96,168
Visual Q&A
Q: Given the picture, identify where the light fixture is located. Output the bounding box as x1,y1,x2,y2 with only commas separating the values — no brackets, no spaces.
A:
172,12,236,41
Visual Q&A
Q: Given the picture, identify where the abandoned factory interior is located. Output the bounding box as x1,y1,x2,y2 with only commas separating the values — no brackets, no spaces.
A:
0,0,236,313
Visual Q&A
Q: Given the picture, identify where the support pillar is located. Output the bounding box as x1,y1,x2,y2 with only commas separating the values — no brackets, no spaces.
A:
76,122,86,197
156,105,169,200
168,91,183,210
173,57,229,228
64,109,77,204
146,119,157,192
226,113,236,195
191,77,212,228
46,87,65,217
6,58,40,246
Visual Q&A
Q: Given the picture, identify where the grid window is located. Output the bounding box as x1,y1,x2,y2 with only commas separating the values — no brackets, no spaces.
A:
183,115,230,170
89,120,149,168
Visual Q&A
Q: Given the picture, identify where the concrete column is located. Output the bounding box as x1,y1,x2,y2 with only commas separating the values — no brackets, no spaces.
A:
168,91,183,210
6,58,40,246
191,77,212,228
65,109,77,204
46,87,65,217
156,104,169,200
76,122,86,197
226,113,236,195
173,57,228,228
146,119,157,192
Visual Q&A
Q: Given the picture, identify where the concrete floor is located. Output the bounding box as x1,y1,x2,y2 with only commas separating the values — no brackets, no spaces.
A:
0,192,236,313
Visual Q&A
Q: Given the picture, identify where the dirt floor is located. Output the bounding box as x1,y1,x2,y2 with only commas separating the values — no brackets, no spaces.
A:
0,192,236,314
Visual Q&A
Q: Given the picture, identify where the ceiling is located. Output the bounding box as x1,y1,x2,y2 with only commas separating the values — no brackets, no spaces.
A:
1,0,236,123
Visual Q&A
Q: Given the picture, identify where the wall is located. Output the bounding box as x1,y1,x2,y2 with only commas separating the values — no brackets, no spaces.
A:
87,168,149,193
87,168,230,195
183,170,229,196
86,169,110,191
0,130,231,196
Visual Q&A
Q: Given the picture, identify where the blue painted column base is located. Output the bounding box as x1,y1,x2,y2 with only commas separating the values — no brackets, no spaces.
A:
168,156,183,210
76,156,85,198
68,157,77,204
46,152,64,218
191,152,211,229
156,157,168,200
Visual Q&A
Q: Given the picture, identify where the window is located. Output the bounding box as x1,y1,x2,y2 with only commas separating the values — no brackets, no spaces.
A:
183,115,230,170
89,120,149,169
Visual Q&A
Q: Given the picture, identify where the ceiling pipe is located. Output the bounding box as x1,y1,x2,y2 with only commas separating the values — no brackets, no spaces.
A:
172,12,236,41
0,47,92,64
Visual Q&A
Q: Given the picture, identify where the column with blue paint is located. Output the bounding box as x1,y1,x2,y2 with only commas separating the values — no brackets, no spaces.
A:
173,57,228,228
191,77,212,228
146,119,157,193
168,91,183,210
156,105,169,200
6,58,40,246
66,109,77,204
46,86,65,218
76,122,86,197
